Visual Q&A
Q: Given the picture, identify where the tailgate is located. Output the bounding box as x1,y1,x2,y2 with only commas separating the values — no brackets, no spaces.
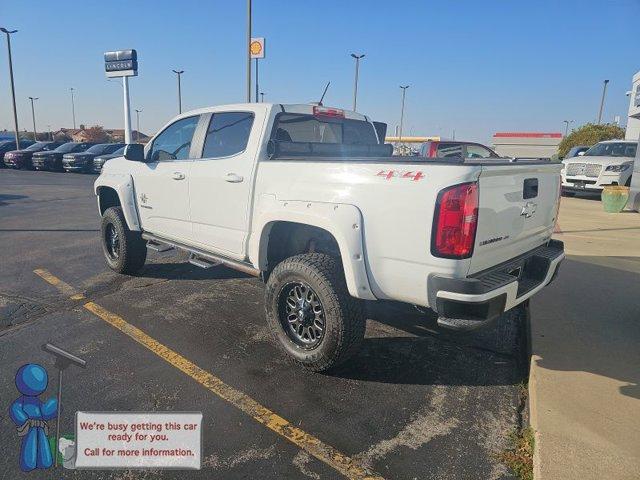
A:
469,162,562,274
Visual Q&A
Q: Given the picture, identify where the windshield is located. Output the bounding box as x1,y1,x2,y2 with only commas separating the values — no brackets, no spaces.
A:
584,142,637,158
25,142,49,151
85,144,108,154
54,142,81,153
112,147,125,155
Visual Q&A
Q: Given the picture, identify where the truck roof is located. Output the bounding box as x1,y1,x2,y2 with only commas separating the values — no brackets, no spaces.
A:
172,103,369,122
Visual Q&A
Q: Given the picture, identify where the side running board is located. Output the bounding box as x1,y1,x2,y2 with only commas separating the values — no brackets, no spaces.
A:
142,233,260,277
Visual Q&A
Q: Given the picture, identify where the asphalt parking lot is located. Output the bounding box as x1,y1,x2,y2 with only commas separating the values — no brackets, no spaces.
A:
1,170,530,479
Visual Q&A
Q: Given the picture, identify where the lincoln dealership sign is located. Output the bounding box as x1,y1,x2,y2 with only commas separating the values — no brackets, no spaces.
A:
104,49,138,78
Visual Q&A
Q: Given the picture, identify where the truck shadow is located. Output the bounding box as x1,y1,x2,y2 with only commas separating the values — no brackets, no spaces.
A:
528,256,640,401
331,301,527,386
0,194,27,207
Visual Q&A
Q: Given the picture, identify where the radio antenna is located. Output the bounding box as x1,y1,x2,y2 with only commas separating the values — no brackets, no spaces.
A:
318,82,330,106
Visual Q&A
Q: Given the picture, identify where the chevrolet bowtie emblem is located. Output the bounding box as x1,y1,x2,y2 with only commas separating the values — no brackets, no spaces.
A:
521,202,537,218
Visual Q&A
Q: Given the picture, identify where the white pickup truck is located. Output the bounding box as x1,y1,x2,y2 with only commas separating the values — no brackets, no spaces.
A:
94,103,564,371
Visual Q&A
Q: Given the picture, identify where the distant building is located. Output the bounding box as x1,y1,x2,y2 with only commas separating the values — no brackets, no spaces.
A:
492,132,562,159
626,70,640,141
53,126,150,144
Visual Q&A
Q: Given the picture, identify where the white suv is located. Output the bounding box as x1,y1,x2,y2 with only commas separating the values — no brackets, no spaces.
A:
561,140,636,194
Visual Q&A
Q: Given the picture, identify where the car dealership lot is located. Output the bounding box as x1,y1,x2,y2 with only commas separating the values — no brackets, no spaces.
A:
0,170,530,479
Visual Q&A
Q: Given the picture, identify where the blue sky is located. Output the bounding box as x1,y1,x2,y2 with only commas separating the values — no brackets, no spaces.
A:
1,0,638,143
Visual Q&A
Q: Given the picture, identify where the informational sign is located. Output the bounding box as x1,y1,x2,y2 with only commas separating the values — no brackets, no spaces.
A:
104,49,138,78
250,37,265,59
74,411,202,469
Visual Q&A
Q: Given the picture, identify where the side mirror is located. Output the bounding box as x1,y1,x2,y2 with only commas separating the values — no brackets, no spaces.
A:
124,143,145,162
577,151,585,156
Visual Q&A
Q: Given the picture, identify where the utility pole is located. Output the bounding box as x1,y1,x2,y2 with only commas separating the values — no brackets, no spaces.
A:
1,28,20,147
28,96,38,141
399,85,409,144
172,70,184,114
135,108,142,143
47,125,52,140
597,79,609,124
563,120,573,137
70,87,76,129
255,57,259,103
247,0,252,102
260,92,264,103
351,53,365,112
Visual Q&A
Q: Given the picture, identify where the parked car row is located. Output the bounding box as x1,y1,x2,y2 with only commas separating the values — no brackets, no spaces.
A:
2,140,125,173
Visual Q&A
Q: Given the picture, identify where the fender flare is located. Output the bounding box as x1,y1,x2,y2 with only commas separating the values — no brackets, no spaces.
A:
94,173,141,231
248,196,376,300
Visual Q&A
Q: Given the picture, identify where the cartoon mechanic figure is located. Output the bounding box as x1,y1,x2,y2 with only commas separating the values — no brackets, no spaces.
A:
10,364,58,472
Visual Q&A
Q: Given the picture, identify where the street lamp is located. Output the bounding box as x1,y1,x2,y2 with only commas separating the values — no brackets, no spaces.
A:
260,92,265,103
1,27,20,147
70,87,76,129
134,108,143,143
597,79,609,124
563,120,574,137
172,69,184,114
28,96,39,140
350,53,365,112
399,85,410,145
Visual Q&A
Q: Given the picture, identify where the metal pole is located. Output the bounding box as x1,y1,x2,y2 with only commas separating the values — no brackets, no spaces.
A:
70,88,76,129
172,70,183,114
260,92,264,103
247,0,252,102
597,80,609,124
29,96,38,141
122,76,132,144
54,368,63,467
399,85,409,144
1,29,20,147
47,125,52,141
351,54,364,112
255,58,259,103
135,109,142,143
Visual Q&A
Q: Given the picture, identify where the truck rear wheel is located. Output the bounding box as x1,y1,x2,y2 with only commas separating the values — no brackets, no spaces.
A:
265,253,365,372
101,206,147,274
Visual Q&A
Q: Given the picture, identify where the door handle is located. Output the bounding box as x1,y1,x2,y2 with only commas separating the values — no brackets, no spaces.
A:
171,171,186,180
224,173,244,183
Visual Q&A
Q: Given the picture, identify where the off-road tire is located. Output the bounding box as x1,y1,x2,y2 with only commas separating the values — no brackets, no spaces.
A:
265,253,365,372
101,206,147,274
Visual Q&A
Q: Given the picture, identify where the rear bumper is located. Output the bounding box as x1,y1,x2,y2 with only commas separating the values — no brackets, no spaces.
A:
427,240,564,330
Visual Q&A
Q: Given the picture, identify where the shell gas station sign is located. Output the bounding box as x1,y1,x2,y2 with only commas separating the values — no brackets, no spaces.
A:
250,37,265,59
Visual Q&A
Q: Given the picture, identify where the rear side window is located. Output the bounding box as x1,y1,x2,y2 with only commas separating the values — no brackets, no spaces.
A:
202,112,254,158
272,114,378,145
465,144,495,159
436,143,463,158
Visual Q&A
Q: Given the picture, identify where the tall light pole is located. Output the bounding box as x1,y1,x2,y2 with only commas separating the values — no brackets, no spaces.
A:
563,120,574,137
28,96,38,140
247,0,252,102
70,87,76,129
350,53,365,112
597,79,609,124
134,108,142,143
1,28,20,147
399,85,409,144
172,70,184,114
260,92,264,103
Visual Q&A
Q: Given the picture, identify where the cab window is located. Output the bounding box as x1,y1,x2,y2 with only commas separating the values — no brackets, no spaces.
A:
202,112,254,158
465,144,495,158
148,116,199,162
436,143,463,158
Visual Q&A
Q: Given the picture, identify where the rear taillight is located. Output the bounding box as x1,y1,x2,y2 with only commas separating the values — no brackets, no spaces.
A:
428,142,438,157
431,182,479,259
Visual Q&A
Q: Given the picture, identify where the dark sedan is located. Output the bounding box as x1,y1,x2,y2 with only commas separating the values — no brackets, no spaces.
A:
4,141,65,169
0,139,35,167
62,143,125,173
32,142,95,171
91,146,125,173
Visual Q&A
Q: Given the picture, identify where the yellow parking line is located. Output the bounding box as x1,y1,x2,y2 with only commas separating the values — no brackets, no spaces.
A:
34,269,383,480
